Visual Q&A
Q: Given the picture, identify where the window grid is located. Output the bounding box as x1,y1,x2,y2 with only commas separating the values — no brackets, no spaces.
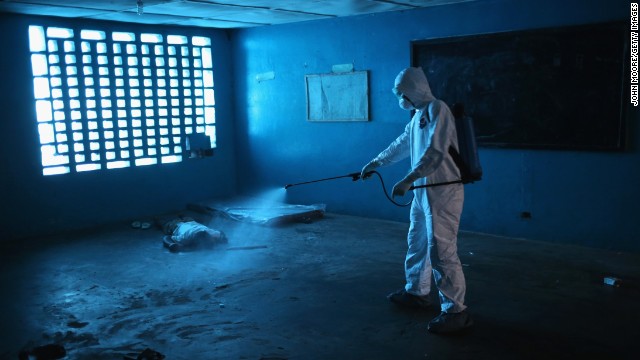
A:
29,26,216,176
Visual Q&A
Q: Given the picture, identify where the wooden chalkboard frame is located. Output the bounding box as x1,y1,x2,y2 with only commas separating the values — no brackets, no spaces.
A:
411,21,628,151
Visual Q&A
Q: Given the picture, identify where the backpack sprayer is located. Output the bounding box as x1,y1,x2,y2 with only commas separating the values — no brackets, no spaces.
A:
284,104,483,207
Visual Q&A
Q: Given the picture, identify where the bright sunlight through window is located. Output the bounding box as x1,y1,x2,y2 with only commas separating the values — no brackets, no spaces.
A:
29,25,216,176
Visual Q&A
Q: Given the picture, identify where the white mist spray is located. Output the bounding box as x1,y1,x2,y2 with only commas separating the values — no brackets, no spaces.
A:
253,187,287,207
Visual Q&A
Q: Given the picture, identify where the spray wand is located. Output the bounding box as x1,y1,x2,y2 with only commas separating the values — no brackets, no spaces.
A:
284,172,362,189
284,171,462,207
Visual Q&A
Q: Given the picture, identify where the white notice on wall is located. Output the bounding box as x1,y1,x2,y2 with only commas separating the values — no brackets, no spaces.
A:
305,71,369,122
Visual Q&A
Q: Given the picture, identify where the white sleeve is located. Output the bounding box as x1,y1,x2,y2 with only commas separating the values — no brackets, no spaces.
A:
372,121,412,166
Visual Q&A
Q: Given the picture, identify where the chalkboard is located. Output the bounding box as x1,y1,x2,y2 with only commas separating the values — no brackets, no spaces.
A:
412,22,628,151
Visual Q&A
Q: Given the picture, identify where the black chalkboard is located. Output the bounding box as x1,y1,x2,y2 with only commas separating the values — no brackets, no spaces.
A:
412,22,627,151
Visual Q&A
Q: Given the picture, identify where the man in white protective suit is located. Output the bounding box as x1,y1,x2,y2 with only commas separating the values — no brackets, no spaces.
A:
360,67,473,334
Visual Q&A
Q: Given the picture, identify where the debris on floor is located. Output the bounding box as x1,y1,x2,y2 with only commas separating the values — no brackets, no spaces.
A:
18,343,66,360
603,276,621,287
130,221,151,230
226,245,269,251
123,347,165,360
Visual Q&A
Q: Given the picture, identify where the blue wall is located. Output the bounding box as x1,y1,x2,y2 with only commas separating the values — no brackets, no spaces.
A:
0,14,237,241
231,0,640,252
1,0,637,252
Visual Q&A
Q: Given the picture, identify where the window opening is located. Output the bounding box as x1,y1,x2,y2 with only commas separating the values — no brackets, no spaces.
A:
28,25,216,176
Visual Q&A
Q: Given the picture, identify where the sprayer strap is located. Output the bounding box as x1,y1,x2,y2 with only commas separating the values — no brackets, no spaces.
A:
412,179,463,189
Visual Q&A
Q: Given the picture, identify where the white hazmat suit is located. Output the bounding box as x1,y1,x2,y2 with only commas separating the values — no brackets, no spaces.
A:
362,67,468,320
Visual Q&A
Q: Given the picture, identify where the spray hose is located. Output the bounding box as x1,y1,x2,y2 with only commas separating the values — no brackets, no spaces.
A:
365,170,413,207
284,171,463,208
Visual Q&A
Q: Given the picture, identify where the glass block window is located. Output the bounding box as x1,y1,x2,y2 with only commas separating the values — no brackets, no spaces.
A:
28,25,216,176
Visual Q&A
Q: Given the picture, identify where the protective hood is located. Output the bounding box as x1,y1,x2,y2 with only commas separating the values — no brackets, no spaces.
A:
393,67,435,109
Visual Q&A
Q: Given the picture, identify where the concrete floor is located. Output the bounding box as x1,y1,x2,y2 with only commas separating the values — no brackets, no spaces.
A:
1,210,639,360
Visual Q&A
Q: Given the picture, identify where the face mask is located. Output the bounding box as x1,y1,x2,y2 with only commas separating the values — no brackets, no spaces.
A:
399,97,414,111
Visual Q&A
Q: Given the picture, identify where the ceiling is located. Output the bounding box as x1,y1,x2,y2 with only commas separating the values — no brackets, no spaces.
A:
0,0,474,29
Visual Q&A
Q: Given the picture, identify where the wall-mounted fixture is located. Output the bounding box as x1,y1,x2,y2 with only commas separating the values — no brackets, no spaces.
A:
255,71,275,82
186,133,214,158
137,0,144,15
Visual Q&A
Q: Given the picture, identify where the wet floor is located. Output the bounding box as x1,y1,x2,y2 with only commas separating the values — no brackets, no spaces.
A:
1,211,638,359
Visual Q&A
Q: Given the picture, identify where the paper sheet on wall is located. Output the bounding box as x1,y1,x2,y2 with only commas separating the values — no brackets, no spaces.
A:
306,71,369,122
